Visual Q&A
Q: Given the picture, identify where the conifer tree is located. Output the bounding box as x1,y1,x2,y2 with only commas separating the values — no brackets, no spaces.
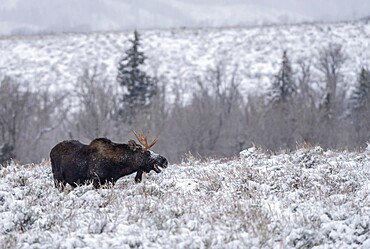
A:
269,50,296,103
264,51,298,149
116,30,157,121
349,67,370,146
351,67,370,110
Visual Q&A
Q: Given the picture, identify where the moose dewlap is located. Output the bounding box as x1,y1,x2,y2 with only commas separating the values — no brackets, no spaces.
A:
50,135,168,190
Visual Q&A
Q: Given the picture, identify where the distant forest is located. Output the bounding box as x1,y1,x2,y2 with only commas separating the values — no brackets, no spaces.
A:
1,31,370,164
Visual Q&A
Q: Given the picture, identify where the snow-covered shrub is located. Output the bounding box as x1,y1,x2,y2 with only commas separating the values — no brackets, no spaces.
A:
0,149,370,248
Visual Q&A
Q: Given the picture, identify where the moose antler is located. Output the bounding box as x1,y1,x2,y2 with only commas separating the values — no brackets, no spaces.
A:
132,130,158,150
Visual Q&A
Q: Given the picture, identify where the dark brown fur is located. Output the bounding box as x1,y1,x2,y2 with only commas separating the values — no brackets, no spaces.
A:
50,138,168,190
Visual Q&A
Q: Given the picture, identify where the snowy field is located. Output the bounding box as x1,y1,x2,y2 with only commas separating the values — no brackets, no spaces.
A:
0,146,370,248
1,20,370,98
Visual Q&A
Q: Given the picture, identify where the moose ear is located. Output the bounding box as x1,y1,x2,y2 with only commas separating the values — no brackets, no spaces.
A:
128,140,137,151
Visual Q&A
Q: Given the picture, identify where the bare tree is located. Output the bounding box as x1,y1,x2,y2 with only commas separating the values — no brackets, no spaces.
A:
0,76,28,162
313,44,347,147
0,76,67,163
316,43,347,117
297,59,315,105
69,66,120,141
163,63,245,160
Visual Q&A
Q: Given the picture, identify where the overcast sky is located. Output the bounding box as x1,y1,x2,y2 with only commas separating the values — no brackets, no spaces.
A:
0,0,369,35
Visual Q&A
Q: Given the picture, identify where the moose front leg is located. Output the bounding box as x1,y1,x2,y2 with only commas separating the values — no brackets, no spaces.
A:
135,170,143,183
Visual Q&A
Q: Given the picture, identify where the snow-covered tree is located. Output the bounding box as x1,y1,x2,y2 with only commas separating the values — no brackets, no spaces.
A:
116,30,157,122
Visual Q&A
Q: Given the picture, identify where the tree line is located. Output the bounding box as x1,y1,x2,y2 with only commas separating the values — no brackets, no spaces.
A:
1,31,370,164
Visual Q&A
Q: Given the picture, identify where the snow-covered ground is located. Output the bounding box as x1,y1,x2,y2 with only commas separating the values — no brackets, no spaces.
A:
1,146,370,248
1,20,370,99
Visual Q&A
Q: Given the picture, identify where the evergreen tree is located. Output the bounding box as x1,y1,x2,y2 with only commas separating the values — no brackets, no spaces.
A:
117,30,157,121
349,67,370,146
269,50,296,103
264,51,298,149
350,67,370,110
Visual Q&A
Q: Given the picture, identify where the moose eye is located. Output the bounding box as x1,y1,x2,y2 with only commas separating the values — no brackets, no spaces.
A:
144,150,151,156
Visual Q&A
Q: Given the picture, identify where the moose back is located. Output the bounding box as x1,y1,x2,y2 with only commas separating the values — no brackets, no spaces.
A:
50,136,168,190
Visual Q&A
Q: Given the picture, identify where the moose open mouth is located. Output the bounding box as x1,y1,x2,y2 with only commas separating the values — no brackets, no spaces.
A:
153,158,168,173
153,164,162,173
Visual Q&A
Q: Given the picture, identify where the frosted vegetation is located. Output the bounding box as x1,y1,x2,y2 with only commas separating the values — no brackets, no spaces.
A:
1,146,370,248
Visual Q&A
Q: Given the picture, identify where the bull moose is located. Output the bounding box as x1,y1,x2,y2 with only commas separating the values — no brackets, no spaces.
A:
50,131,168,190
